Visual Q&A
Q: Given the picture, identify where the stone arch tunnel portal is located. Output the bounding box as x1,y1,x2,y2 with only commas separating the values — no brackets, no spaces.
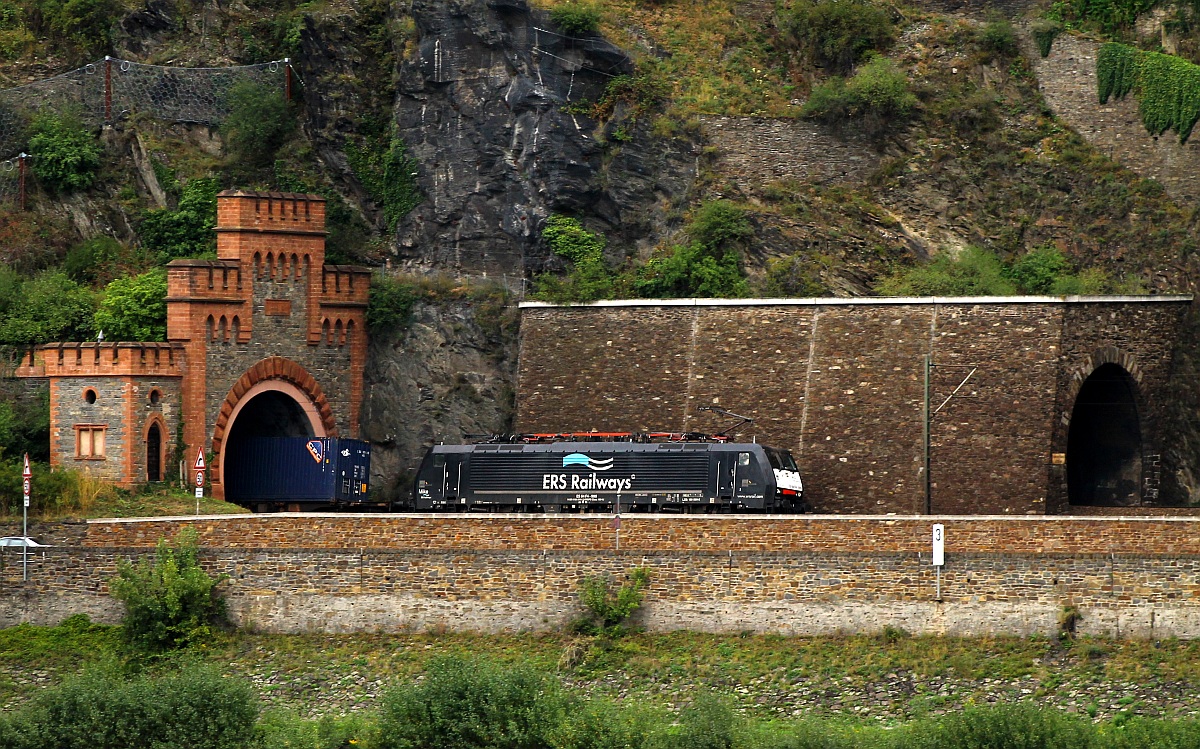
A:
1067,363,1142,506
222,381,327,505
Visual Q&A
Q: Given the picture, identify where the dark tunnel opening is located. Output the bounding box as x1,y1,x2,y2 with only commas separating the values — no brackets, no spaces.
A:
224,390,315,504
1067,363,1142,506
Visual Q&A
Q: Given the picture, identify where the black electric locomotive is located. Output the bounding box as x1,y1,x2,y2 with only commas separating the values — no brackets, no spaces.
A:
410,435,805,513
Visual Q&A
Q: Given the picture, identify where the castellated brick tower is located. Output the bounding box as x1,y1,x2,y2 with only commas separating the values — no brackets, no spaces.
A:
17,190,371,501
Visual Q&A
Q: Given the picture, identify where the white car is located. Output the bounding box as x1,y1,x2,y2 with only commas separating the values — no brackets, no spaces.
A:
0,536,48,547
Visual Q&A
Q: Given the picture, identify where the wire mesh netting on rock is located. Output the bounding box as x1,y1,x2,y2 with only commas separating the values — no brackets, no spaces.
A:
0,57,290,206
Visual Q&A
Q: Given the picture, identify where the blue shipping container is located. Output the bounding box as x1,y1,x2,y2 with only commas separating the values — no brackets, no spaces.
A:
225,437,371,504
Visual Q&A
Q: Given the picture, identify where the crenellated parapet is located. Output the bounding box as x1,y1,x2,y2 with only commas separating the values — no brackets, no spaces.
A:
17,342,185,378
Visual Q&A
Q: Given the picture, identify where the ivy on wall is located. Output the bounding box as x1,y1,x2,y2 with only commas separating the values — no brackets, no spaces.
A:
1097,42,1200,143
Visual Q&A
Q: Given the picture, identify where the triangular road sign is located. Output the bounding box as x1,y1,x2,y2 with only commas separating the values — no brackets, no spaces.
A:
194,447,206,471
22,453,31,478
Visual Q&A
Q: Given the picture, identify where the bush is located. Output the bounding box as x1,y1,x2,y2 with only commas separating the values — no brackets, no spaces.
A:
778,0,895,74
139,178,218,260
550,2,602,35
377,656,569,749
93,268,168,341
874,247,1016,296
27,111,101,194
367,273,420,338
1004,245,1070,294
928,703,1092,749
220,80,294,167
25,0,120,55
0,664,257,749
632,201,751,299
802,56,917,139
665,695,741,749
0,271,96,345
574,567,651,635
533,215,614,303
62,236,128,285
108,527,228,653
978,19,1018,58
1030,18,1062,58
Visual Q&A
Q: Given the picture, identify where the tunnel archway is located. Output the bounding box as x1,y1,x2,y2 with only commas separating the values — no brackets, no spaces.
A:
212,357,340,505
1067,363,1142,506
220,381,327,504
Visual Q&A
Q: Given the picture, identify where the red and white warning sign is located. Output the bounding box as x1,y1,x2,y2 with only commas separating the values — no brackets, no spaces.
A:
22,453,30,507
194,448,206,472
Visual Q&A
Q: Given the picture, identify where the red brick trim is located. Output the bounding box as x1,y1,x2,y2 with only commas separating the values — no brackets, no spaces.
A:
210,356,338,484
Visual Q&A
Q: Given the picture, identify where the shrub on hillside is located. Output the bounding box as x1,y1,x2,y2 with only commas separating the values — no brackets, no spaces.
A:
377,657,569,749
0,665,257,749
977,18,1018,59
802,56,917,139
778,0,895,74
220,80,294,167
367,273,420,338
27,111,101,194
573,567,651,635
874,247,1016,296
550,2,601,36
109,527,228,653
533,215,614,303
632,201,751,299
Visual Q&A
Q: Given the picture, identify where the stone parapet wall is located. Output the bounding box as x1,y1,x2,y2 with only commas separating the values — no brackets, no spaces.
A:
8,523,1200,636
79,513,1200,554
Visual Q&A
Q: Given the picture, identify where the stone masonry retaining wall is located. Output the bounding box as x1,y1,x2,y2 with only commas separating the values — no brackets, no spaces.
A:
5,515,1200,638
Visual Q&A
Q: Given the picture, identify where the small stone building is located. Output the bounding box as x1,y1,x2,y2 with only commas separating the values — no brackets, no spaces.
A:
15,190,370,501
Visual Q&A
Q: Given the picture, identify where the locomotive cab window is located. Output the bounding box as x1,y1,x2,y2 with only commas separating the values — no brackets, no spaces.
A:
766,449,799,472
739,452,751,466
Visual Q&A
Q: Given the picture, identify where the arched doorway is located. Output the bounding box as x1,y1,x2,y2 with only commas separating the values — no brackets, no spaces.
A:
146,423,162,482
1067,363,1142,506
221,381,327,505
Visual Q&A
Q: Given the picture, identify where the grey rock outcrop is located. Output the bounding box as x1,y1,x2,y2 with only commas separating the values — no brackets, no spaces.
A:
391,0,697,274
360,301,516,501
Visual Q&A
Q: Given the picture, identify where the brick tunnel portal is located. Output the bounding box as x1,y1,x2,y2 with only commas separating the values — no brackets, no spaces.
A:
223,387,322,505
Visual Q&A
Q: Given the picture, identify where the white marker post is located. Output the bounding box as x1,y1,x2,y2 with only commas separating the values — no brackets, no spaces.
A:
21,453,31,581
932,523,945,600
194,448,206,514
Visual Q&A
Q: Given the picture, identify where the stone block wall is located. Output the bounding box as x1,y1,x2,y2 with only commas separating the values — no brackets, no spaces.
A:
700,117,881,190
9,515,1200,637
1029,33,1200,203
516,298,1190,514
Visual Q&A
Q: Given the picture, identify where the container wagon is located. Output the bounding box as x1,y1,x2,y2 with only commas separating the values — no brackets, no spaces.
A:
224,437,372,511
410,436,805,513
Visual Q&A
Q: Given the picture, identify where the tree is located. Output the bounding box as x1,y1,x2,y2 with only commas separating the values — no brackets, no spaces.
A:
221,80,294,167
0,271,96,345
93,268,168,342
139,178,218,259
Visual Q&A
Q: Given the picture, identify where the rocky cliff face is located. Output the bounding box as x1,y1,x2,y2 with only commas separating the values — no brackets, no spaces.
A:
388,0,698,274
359,301,516,501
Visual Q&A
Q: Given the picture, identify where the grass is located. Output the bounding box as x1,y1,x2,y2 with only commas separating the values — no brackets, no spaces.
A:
0,484,246,522
8,622,1200,720
534,0,799,118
